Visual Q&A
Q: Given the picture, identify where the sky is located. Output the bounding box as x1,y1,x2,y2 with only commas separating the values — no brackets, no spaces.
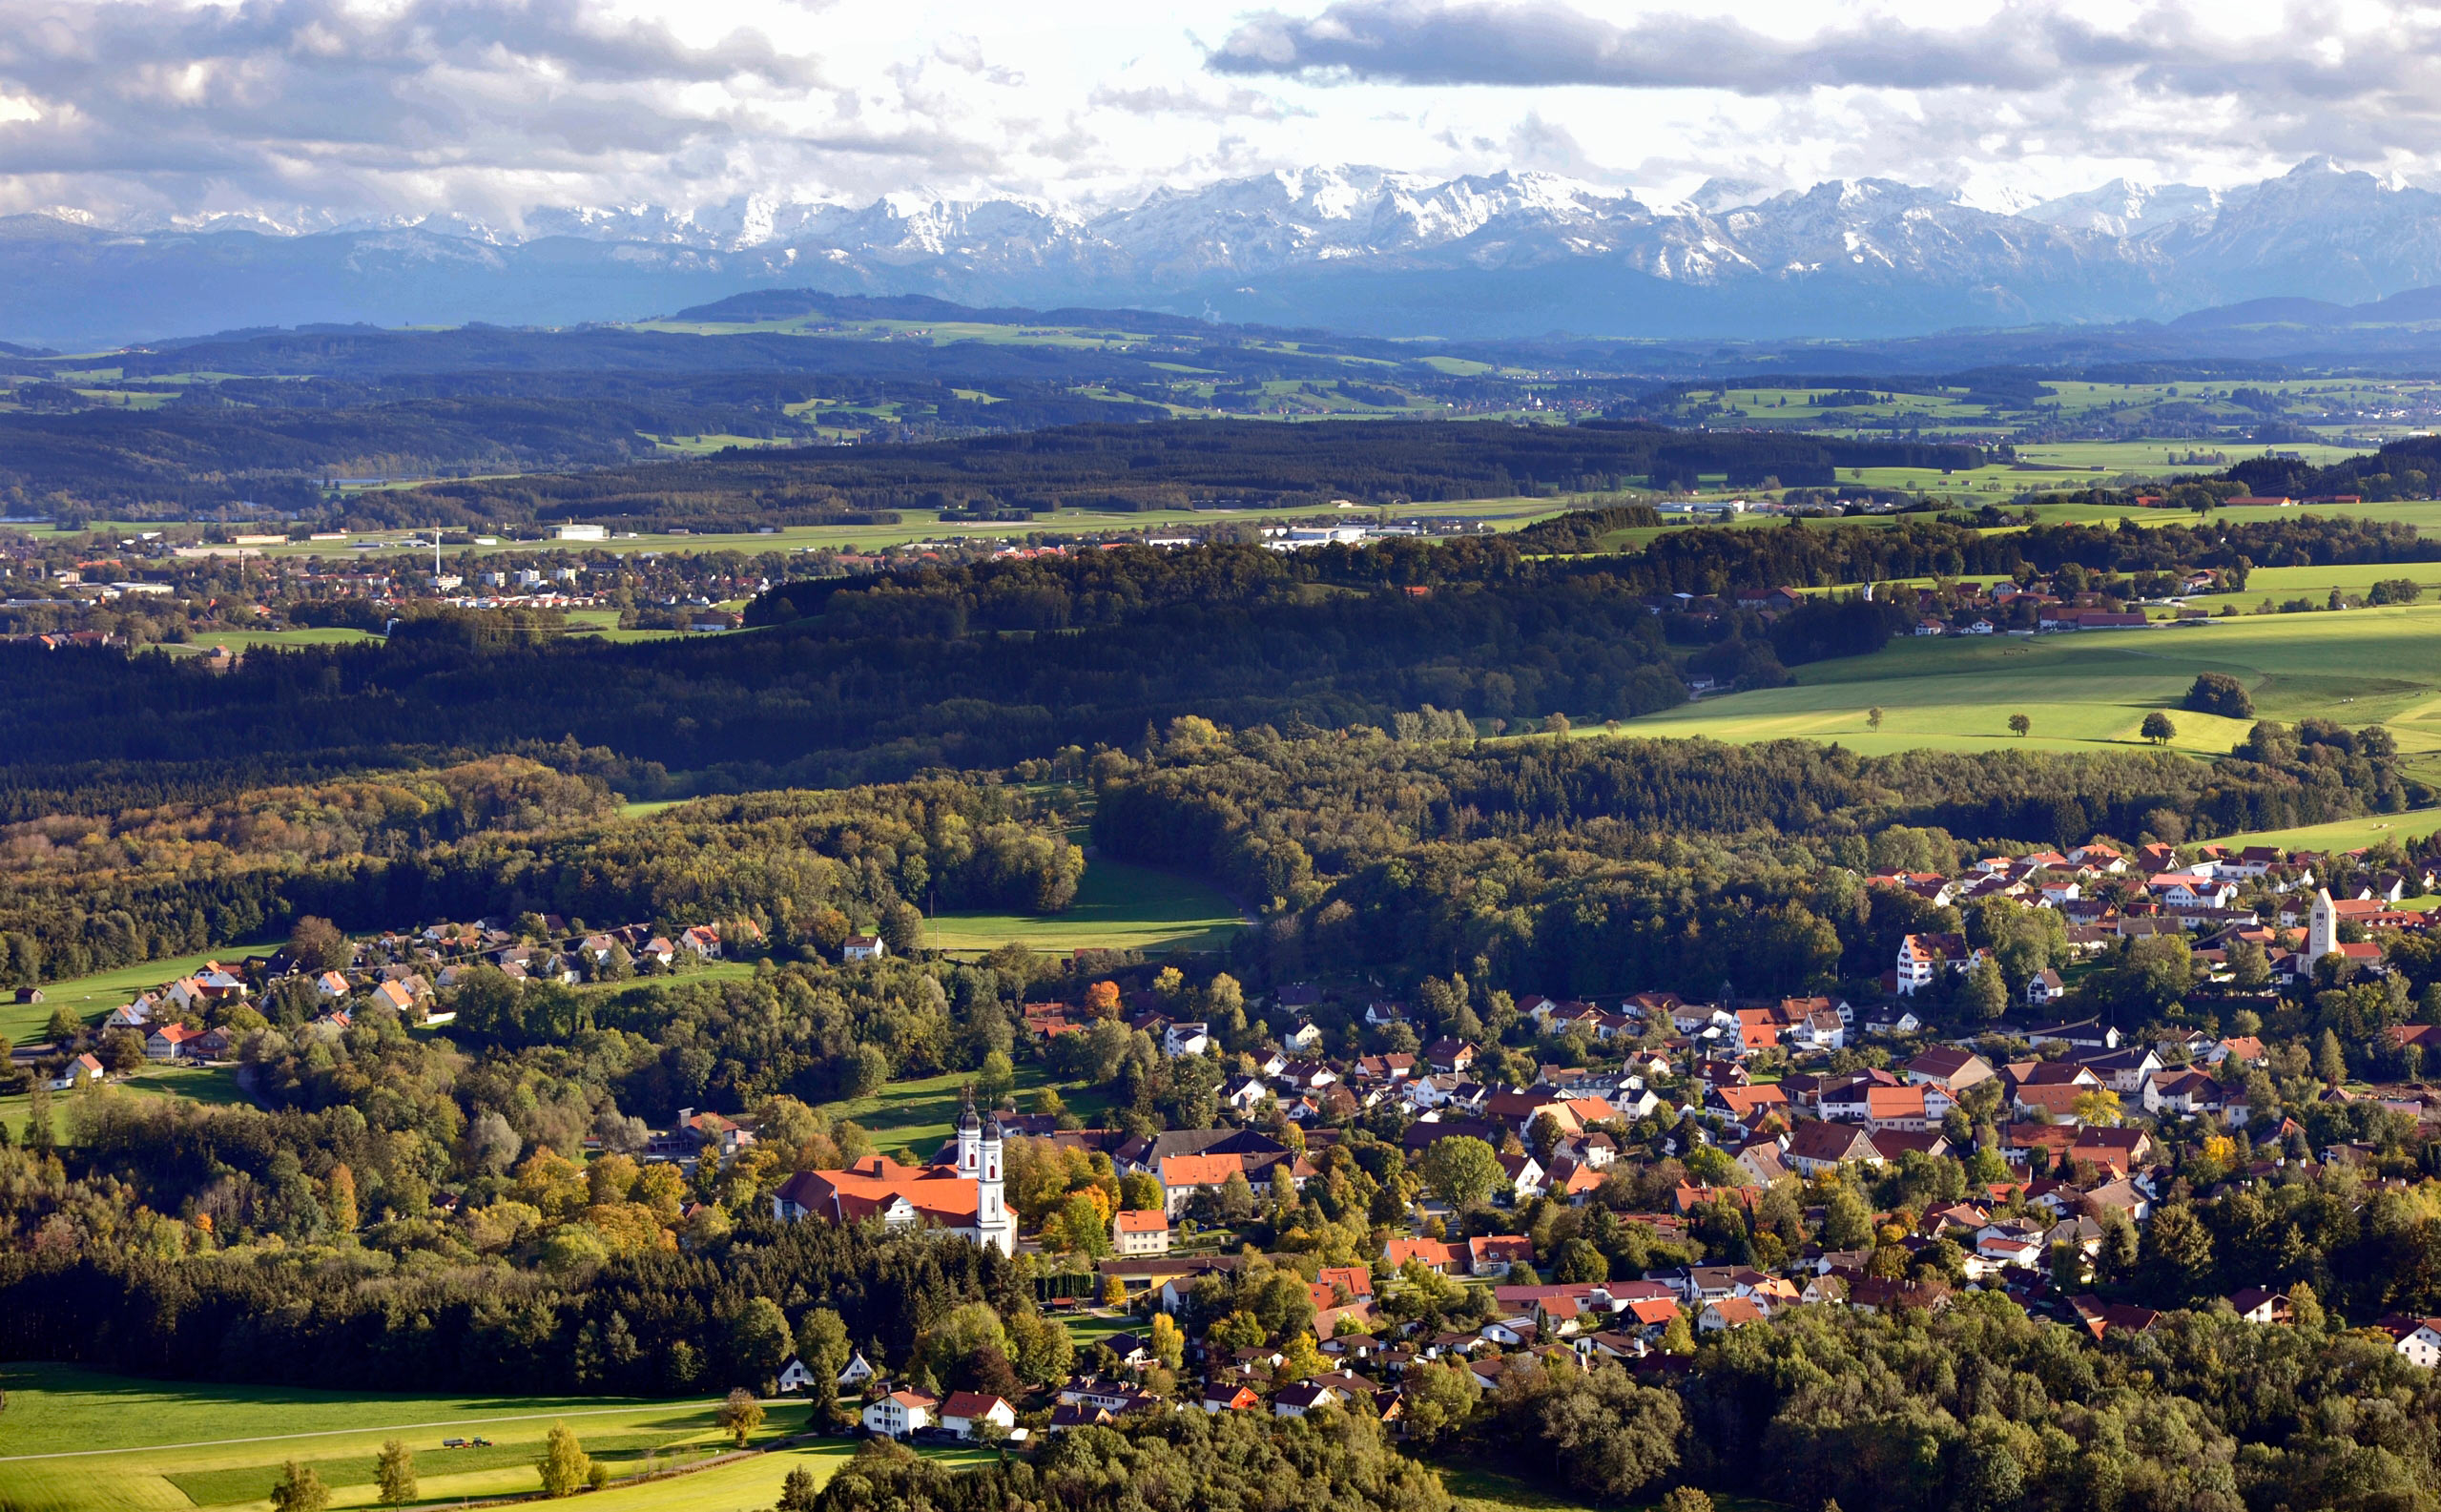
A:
0,0,2433,230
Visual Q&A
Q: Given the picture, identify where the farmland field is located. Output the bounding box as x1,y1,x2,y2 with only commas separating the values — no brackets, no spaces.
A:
1613,601,2441,780
0,1362,828,1512
156,626,380,655
817,1063,1114,1160
2207,809,2441,853
0,947,270,1045
1439,1463,1788,1512
928,853,1245,957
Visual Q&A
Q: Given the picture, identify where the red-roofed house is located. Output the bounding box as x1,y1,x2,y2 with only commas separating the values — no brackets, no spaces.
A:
863,1389,937,1438
145,1023,204,1062
1385,1236,1466,1274
1468,1235,1535,1277
939,1392,1017,1440
1155,1152,1252,1214
1113,1209,1171,1255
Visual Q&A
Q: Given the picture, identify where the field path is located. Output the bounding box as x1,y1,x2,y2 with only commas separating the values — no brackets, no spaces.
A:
0,1397,726,1462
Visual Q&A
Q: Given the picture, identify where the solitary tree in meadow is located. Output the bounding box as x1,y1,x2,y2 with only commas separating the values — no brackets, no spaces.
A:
2008,714,2032,737
1866,706,1884,732
270,1462,330,1512
375,1440,416,1505
537,1422,592,1498
2141,712,2177,745
718,1387,765,1447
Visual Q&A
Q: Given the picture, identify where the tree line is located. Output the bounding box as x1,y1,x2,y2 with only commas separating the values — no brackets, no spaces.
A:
1091,721,2419,997
0,772,1077,986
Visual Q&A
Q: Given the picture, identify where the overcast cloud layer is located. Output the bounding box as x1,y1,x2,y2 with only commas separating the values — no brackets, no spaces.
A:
0,0,2436,229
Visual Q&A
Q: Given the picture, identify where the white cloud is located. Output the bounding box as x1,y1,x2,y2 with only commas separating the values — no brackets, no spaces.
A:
0,0,2432,227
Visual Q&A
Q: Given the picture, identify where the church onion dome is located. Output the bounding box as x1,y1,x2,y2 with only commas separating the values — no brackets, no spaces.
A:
958,1084,982,1131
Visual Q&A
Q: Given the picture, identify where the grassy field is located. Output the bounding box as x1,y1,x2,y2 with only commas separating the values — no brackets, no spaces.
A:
573,1441,998,1512
155,626,380,655
2209,810,2441,852
0,947,270,1045
928,853,1245,957
1439,1464,1786,1512
1615,601,2441,774
818,1064,1113,1160
0,1065,251,1146
0,1362,835,1512
2184,562,2441,611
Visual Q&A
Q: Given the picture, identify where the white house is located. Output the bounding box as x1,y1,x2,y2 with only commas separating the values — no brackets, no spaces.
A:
862,1389,937,1438
1113,1209,1171,1256
145,1024,203,1062
1221,1075,1269,1114
1163,1022,1212,1058
841,935,887,962
776,1357,817,1394
1272,1381,1343,1418
2393,1319,2441,1369
49,1052,104,1091
940,1392,1017,1440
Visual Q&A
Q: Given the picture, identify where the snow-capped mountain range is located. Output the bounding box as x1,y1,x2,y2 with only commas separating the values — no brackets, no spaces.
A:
9,157,2441,350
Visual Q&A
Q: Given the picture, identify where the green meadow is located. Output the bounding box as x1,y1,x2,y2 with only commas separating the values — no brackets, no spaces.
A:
928,853,1245,958
0,1363,826,1512
1614,600,2441,778
2209,810,2441,853
0,947,270,1045
817,1064,1115,1161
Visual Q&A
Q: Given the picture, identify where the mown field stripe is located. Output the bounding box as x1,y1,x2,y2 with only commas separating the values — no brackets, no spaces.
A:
0,1397,732,1462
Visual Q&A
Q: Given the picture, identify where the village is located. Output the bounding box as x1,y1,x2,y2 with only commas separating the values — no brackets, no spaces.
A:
25,814,2441,1457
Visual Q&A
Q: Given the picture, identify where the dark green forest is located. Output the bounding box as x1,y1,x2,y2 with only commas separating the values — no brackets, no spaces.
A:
1092,719,2417,996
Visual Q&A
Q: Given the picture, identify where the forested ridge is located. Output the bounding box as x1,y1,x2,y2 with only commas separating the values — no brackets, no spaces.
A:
1094,721,2417,996
4,513,2422,838
0,773,1078,985
406,419,1981,524
2234,432,2441,503
1517,503,2441,578
0,546,1695,795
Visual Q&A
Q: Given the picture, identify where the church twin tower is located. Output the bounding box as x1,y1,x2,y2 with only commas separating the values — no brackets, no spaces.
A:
955,1085,1009,1239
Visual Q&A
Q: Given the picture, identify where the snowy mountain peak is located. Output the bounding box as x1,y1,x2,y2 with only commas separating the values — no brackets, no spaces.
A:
2018,178,2226,237
1680,177,1770,216
11,156,2441,348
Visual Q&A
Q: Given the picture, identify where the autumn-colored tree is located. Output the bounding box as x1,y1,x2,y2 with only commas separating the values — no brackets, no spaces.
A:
1276,1332,1325,1381
270,1462,330,1512
325,1164,359,1232
718,1388,766,1447
537,1423,592,1498
1148,1314,1185,1372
